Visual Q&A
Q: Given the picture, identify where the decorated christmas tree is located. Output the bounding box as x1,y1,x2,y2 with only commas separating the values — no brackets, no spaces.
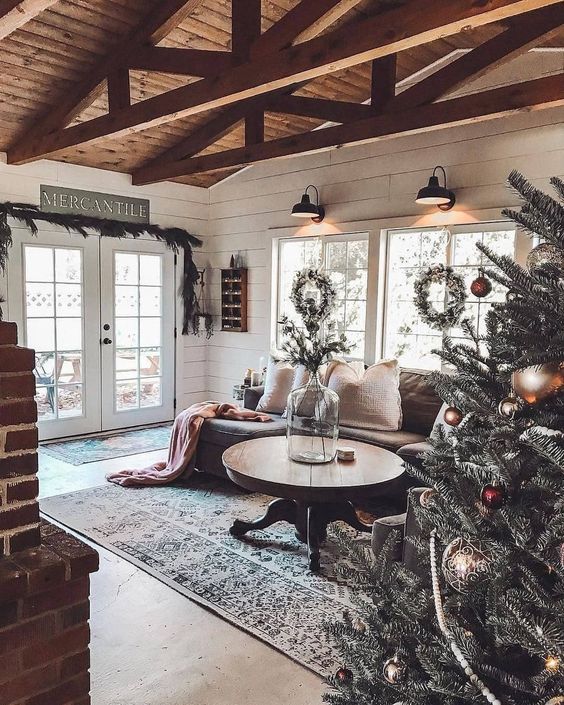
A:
325,172,564,705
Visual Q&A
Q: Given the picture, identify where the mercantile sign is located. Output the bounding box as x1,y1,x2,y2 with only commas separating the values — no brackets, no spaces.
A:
40,185,150,224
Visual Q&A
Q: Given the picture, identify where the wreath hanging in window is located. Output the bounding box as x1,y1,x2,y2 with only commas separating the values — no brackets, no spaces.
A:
290,268,336,324
414,264,467,330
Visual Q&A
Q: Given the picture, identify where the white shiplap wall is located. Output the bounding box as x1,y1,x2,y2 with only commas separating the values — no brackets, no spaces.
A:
0,157,211,411
206,49,563,402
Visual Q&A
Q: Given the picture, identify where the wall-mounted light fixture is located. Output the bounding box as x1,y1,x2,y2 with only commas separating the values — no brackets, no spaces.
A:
415,166,456,211
291,185,325,223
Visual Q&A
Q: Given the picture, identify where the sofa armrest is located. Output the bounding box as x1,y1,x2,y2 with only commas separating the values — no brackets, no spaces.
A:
243,385,264,410
371,514,405,561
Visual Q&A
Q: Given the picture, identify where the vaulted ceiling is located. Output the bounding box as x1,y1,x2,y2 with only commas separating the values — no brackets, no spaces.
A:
0,0,562,188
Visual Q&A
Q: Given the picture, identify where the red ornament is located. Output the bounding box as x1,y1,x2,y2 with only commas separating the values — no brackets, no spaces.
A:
470,273,492,298
336,667,353,683
444,406,463,426
481,484,507,510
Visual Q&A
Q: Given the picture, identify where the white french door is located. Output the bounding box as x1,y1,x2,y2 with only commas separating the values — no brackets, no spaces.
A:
7,228,176,440
100,238,175,430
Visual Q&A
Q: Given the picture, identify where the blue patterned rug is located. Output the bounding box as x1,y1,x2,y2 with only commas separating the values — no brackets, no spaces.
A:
40,424,172,465
40,476,367,676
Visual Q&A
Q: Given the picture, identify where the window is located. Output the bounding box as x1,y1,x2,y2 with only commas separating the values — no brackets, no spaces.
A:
383,225,516,370
276,234,369,359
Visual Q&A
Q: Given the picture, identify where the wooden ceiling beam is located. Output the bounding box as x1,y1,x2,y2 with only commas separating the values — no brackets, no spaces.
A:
389,4,564,112
268,95,375,123
10,0,557,165
18,0,207,137
127,47,234,77
371,55,397,110
232,0,265,146
131,74,564,184
107,69,131,114
0,0,58,40
250,0,364,58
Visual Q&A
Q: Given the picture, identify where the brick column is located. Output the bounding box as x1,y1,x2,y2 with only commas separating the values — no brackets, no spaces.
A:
0,321,99,705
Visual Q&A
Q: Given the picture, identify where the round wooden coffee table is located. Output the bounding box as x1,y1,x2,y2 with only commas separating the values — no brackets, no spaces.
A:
223,437,405,571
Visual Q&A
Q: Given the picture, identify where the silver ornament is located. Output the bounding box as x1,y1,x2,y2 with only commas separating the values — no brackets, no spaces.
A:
545,697,564,705
383,655,407,684
498,396,519,418
442,537,494,593
526,242,564,273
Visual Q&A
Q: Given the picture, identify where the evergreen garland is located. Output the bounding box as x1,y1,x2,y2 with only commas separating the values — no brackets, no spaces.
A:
0,201,202,335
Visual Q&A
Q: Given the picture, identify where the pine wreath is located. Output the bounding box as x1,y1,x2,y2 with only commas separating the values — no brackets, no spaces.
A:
414,264,467,330
291,268,336,323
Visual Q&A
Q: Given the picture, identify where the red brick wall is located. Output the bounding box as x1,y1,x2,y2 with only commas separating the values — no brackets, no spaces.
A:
0,321,99,705
0,321,40,557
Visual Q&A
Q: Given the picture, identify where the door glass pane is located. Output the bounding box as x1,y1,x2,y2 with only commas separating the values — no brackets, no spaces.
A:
114,252,163,412
24,245,84,421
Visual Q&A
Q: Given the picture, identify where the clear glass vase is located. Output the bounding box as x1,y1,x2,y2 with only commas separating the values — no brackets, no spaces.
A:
286,371,339,464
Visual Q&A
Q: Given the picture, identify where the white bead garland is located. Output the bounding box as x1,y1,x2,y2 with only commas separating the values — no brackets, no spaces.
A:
430,530,502,705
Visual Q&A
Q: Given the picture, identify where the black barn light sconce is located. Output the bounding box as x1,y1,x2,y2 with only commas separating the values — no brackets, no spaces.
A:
415,166,456,211
291,185,325,223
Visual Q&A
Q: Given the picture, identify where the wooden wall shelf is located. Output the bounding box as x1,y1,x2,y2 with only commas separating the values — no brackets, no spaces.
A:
221,268,248,332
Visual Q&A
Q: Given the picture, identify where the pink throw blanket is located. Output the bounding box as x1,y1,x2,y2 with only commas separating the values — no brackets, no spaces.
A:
106,401,272,487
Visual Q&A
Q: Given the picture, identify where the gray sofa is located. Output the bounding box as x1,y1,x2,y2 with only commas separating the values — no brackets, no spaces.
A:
194,369,442,493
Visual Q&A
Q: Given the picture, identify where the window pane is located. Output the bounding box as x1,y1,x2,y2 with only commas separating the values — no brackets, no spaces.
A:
116,318,138,347
26,283,54,317
56,283,82,316
56,318,82,351
57,384,82,418
27,319,55,351
35,386,56,420
116,381,139,410
140,318,161,347
115,285,138,316
116,349,139,380
326,242,347,269
140,255,161,285
55,249,81,283
25,247,53,282
115,253,138,285
140,287,161,316
140,377,161,407
348,240,368,268
140,348,160,377
56,352,82,384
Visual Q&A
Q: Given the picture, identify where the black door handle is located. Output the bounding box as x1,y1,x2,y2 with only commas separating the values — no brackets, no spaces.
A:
103,338,112,345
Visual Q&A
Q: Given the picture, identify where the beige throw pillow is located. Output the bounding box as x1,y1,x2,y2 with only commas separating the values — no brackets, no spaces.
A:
256,358,295,414
325,359,402,431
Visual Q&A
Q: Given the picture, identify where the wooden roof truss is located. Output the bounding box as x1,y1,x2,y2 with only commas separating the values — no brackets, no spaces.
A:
4,0,564,186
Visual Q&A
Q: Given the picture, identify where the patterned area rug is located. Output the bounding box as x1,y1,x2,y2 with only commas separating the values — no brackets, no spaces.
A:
40,476,368,675
40,424,173,465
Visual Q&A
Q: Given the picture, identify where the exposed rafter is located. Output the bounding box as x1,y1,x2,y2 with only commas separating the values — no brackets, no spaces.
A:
250,0,365,57
127,47,235,77
0,0,58,40
131,75,564,184
17,0,207,138
8,0,559,165
268,95,375,123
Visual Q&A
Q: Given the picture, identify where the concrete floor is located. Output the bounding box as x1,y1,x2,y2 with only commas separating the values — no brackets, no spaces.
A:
39,449,324,705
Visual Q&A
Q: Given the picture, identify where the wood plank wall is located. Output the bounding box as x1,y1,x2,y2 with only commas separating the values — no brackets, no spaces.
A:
205,52,564,402
0,158,211,413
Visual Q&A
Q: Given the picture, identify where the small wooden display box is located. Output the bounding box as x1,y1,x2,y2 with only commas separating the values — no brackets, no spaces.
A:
221,267,248,332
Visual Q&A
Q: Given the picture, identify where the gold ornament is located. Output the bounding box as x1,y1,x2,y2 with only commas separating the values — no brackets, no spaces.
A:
526,242,564,273
498,396,519,418
545,656,561,673
442,537,494,593
512,362,564,404
545,697,564,705
383,656,407,684
419,489,437,508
